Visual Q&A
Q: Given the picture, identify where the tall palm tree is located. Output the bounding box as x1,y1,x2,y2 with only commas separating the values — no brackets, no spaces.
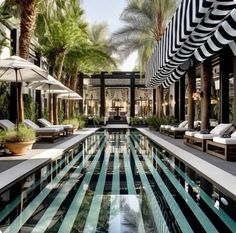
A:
64,22,117,117
112,0,176,117
1,0,39,122
35,0,88,123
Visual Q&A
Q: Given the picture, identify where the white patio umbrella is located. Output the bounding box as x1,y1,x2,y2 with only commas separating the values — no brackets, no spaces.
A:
57,91,82,100
28,75,72,122
28,75,70,92
0,56,49,128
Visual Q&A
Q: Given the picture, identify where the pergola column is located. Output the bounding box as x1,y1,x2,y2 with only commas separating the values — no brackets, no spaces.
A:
153,89,156,115
78,73,84,114
100,72,105,117
219,49,231,123
130,75,135,117
179,76,185,121
233,56,236,125
174,82,179,120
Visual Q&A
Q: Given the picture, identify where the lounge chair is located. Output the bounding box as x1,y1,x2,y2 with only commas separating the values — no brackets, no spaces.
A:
0,119,15,130
168,121,200,138
184,123,233,152
160,120,188,135
37,118,74,136
24,119,64,143
206,131,236,161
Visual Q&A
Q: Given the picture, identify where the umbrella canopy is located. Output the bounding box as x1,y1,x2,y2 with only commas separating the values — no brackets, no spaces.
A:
57,92,82,100
28,75,70,92
0,56,49,128
0,56,48,82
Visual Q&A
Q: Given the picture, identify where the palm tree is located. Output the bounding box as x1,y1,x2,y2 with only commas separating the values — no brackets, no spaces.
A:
112,0,176,117
35,0,88,123
64,22,117,118
0,0,39,122
36,2,117,122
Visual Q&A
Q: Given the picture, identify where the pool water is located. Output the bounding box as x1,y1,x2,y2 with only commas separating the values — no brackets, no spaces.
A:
0,129,235,233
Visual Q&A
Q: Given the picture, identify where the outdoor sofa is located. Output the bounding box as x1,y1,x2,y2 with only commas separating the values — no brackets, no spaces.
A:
37,118,74,136
24,119,64,142
206,131,236,161
184,123,233,152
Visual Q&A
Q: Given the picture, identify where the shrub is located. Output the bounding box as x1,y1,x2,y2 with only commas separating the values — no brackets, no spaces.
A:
62,118,79,129
0,125,36,143
147,115,177,131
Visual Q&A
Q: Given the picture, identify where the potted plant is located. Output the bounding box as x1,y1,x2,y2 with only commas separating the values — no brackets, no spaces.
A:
0,125,36,156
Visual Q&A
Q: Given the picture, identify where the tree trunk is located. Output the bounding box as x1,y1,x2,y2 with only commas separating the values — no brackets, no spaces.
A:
18,0,37,122
69,65,78,117
200,59,212,130
156,85,163,117
187,67,196,129
49,93,53,123
55,50,67,81
53,94,58,125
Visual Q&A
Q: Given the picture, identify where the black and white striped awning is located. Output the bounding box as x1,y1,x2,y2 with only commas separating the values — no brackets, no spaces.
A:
145,0,236,88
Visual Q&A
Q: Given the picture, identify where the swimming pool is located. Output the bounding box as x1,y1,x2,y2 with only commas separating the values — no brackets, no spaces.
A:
0,129,235,232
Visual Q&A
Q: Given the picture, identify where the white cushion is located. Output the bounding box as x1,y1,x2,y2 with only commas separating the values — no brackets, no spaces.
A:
194,121,200,128
24,119,40,129
54,124,73,129
194,133,217,139
210,123,232,135
38,118,52,127
36,128,62,133
213,136,236,145
42,125,64,131
231,131,236,137
185,131,198,137
170,127,188,131
0,119,15,130
178,120,188,128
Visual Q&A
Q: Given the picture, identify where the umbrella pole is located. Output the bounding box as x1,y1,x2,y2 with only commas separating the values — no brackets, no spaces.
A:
15,68,19,131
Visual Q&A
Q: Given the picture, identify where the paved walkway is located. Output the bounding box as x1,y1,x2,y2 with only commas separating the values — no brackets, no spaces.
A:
0,128,98,192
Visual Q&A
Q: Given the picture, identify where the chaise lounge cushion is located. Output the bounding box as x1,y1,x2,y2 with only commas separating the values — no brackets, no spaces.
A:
24,119,64,133
161,120,188,130
212,131,236,145
0,119,15,130
194,123,232,140
170,121,199,132
38,118,73,130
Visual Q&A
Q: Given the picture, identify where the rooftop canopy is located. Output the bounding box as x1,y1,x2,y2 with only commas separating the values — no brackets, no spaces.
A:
145,0,236,88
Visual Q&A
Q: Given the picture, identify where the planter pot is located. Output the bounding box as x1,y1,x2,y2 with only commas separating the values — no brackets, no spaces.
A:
4,141,35,156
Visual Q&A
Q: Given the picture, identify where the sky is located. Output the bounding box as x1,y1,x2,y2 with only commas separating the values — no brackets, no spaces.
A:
82,0,137,71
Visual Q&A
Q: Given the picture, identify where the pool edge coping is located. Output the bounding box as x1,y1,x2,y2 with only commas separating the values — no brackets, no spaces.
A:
138,128,236,200
0,128,98,193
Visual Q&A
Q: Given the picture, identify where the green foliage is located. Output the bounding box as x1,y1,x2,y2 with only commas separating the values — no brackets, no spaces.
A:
42,108,49,120
93,116,102,126
130,117,148,125
0,124,36,143
62,118,79,128
146,115,176,131
112,0,176,71
58,110,64,124
0,83,10,119
23,94,38,121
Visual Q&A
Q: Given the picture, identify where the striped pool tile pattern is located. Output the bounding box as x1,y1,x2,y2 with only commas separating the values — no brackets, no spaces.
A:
0,129,235,233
